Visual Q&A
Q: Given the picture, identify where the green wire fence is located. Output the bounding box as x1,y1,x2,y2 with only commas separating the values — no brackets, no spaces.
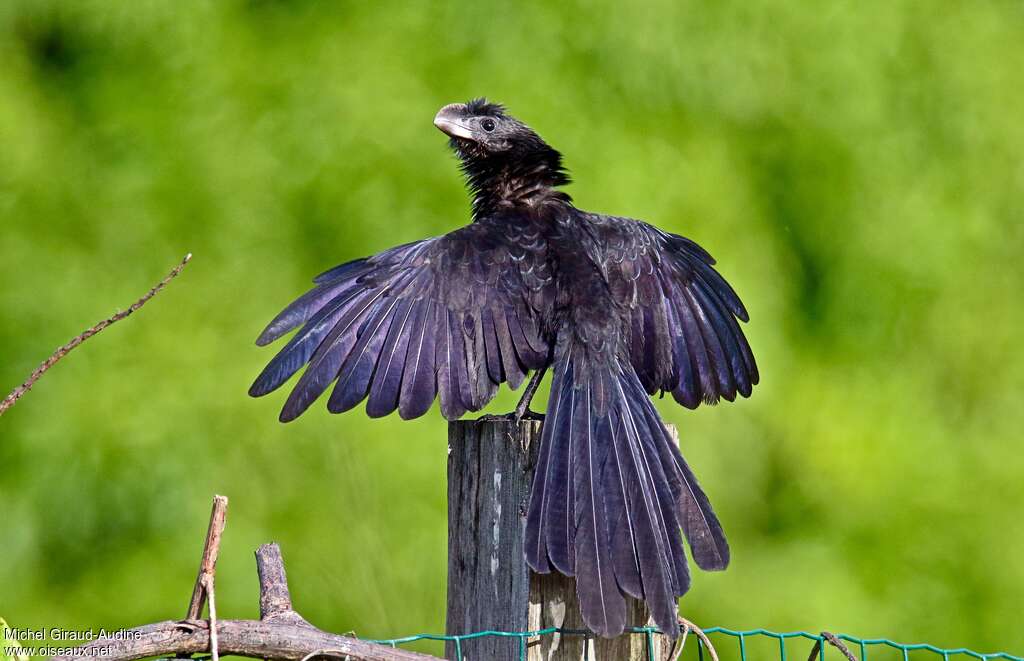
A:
368,627,1024,661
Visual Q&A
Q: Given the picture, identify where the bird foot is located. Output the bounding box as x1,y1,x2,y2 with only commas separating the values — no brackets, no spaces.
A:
515,408,545,422
477,409,545,423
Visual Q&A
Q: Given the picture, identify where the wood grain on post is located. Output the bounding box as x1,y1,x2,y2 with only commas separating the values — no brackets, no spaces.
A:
446,419,673,661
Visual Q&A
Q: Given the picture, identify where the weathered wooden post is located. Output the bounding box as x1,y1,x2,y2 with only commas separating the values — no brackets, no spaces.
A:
446,419,674,661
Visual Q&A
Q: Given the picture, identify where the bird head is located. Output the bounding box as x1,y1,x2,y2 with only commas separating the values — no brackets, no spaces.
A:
434,98,552,161
433,99,570,216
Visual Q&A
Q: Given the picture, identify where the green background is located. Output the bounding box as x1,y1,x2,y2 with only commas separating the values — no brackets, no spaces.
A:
2,1,1022,658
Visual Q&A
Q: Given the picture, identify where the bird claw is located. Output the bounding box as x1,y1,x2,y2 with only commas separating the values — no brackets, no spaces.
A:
515,408,545,422
477,409,545,423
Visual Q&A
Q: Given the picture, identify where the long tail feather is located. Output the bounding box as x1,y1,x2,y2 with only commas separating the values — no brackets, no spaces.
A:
526,339,728,639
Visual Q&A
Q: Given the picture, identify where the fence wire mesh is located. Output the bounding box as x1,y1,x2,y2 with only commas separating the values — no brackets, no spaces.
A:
368,627,1024,661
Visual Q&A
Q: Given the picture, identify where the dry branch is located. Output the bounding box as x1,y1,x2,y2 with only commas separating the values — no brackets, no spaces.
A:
0,253,193,417
187,494,228,620
808,632,858,661
257,542,309,624
48,619,438,661
673,618,719,661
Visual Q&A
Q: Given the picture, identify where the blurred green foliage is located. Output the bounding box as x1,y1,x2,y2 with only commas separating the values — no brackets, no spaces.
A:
1,618,30,661
1,0,1022,657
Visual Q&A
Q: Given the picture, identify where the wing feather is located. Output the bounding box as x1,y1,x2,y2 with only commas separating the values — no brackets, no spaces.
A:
398,301,438,419
589,214,757,408
252,223,555,422
492,306,527,389
366,298,416,417
327,294,406,414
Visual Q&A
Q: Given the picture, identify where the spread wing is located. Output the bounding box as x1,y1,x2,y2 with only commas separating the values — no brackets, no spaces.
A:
249,222,553,422
589,214,758,407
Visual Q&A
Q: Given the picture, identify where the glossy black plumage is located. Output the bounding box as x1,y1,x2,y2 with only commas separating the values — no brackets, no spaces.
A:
250,99,757,638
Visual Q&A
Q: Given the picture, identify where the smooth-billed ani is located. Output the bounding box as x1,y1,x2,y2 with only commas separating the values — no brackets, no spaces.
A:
249,99,758,638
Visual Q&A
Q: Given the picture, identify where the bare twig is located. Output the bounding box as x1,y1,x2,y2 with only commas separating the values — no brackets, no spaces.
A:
204,574,220,661
0,253,193,417
257,542,302,620
669,622,690,661
256,542,313,626
187,495,229,621
671,617,719,661
808,631,858,661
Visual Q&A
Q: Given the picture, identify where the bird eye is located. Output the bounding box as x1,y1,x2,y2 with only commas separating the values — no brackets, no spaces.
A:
481,118,496,132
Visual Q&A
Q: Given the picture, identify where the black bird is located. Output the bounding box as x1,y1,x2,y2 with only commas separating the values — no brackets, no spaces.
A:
249,99,758,638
